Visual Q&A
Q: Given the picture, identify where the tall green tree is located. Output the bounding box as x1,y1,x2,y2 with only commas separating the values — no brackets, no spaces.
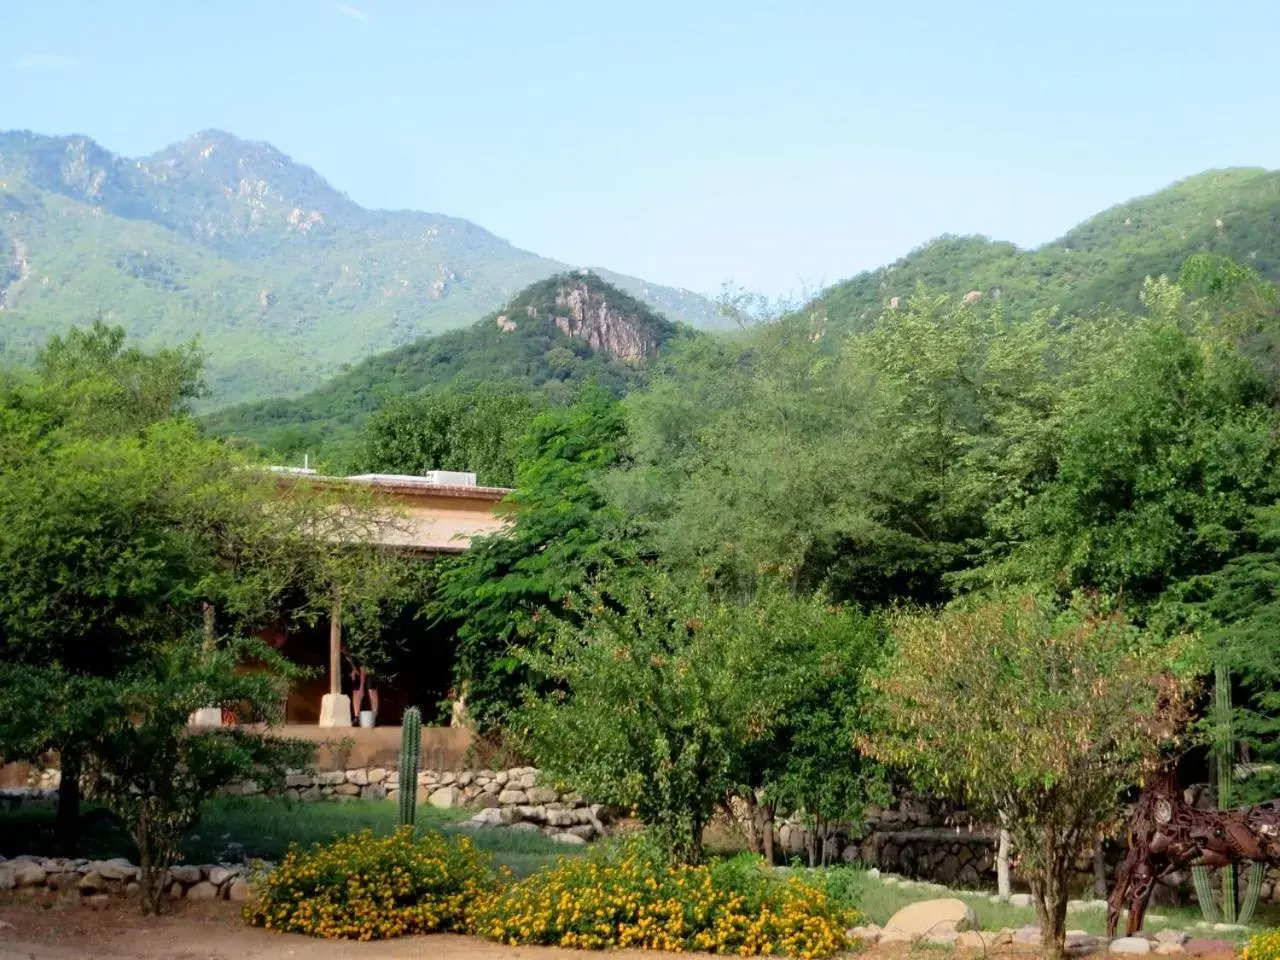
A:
430,386,632,728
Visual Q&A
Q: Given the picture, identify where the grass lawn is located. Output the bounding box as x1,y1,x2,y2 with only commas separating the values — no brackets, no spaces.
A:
802,868,1280,942
0,798,574,878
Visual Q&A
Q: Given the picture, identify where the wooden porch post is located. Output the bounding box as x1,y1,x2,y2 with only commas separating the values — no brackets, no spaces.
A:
318,588,351,727
329,592,342,696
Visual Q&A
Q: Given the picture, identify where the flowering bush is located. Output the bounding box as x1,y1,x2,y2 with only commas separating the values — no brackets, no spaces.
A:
243,828,501,940
1244,930,1280,960
475,837,858,958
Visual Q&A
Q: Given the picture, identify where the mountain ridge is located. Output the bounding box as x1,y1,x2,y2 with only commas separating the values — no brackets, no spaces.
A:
0,128,724,404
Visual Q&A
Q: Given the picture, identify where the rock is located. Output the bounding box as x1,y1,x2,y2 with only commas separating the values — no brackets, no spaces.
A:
552,832,587,846
361,784,387,801
471,807,515,827
227,878,251,902
471,792,500,810
849,924,882,945
482,780,501,795
84,893,110,910
1112,938,1153,955
207,866,238,887
186,880,219,901
1009,893,1034,908
510,821,541,833
167,881,186,899
1013,926,1043,945
346,768,369,786
498,789,528,805
494,771,509,786
125,882,140,898
46,872,78,891
1211,923,1245,933
526,786,558,805
333,782,361,796
90,859,136,882
368,767,389,784
316,771,345,786
519,773,538,789
429,786,463,808
545,808,576,827
13,862,46,887
299,785,322,802
0,864,13,891
77,871,107,893
565,824,596,841
884,898,977,937
167,865,202,885
956,931,989,950
1156,930,1190,945
1156,945,1186,956
459,771,475,787
285,773,312,788
924,928,960,945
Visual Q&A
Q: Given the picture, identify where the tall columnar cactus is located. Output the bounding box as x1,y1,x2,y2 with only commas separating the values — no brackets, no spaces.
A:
398,707,422,827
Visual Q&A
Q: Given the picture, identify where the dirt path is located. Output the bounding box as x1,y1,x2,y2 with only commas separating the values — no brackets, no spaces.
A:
0,901,662,960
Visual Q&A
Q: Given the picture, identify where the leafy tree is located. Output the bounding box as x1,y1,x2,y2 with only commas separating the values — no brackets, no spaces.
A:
430,386,633,728
354,386,536,486
862,598,1195,960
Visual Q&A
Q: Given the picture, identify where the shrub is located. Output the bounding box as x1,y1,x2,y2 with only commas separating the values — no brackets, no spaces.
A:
243,828,500,940
1244,930,1280,960
475,837,857,957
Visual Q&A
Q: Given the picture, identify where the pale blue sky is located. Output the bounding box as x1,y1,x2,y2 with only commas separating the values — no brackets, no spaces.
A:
5,1,1280,297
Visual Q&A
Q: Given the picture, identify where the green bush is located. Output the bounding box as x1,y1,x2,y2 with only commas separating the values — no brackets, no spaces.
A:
475,836,859,957
243,828,501,940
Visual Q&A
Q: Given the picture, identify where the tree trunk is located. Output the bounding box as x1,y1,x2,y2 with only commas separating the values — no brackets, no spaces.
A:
1031,831,1071,960
997,827,1012,898
741,794,762,855
55,746,82,857
1093,843,1108,898
761,804,775,865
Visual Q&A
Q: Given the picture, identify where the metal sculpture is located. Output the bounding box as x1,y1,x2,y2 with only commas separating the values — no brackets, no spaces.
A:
1107,769,1280,936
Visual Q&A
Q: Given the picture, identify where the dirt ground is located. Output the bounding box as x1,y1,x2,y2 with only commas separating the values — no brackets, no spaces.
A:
0,900,665,960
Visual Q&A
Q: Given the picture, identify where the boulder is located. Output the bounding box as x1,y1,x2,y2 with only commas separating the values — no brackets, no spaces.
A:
77,871,107,893
13,862,46,887
299,785,322,802
494,771,509,786
207,866,238,887
346,769,370,786
883,898,977,937
1013,926,1043,945
316,771,345,786
545,808,577,827
565,824,596,841
167,865,202,885
1156,945,1186,956
1111,938,1153,955
429,786,463,809
186,881,219,901
878,929,919,944
471,792,500,810
227,878,252,902
361,783,387,801
84,893,111,910
519,773,538,789
333,782,361,796
471,807,515,827
552,832,587,846
526,786,558,805
957,931,988,950
285,773,312,788
96,858,137,882
367,767,389,784
849,924,881,945
1009,893,1034,908
498,789,528,805
1156,931,1190,945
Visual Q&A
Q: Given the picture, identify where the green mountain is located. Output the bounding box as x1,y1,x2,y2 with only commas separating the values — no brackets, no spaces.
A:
206,271,687,462
815,168,1280,330
0,129,723,405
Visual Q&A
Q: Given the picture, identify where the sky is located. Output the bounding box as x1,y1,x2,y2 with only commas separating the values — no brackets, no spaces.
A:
5,0,1280,298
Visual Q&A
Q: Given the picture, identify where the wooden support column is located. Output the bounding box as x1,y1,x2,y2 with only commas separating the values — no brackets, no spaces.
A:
329,592,342,696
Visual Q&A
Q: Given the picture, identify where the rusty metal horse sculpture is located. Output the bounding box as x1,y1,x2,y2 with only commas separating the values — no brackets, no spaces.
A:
1108,769,1280,936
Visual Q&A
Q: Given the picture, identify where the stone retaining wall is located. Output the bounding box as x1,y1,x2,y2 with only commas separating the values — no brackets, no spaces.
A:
0,855,259,906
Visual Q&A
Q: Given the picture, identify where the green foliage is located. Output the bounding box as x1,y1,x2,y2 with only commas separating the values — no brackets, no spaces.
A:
76,640,312,914
0,131,723,407
354,387,536,486
430,386,632,728
863,597,1196,959
398,707,422,827
476,835,857,957
520,572,879,866
244,827,500,939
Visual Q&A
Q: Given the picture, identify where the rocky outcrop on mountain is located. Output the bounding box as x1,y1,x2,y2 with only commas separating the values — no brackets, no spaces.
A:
552,278,664,362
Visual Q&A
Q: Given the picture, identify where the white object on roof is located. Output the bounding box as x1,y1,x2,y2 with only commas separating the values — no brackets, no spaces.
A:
345,471,477,488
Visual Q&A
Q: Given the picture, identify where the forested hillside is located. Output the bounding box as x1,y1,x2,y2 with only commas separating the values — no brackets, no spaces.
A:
206,272,686,465
0,130,722,405
815,168,1280,331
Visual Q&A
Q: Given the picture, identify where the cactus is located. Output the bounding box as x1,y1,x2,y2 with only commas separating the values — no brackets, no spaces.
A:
398,707,422,827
